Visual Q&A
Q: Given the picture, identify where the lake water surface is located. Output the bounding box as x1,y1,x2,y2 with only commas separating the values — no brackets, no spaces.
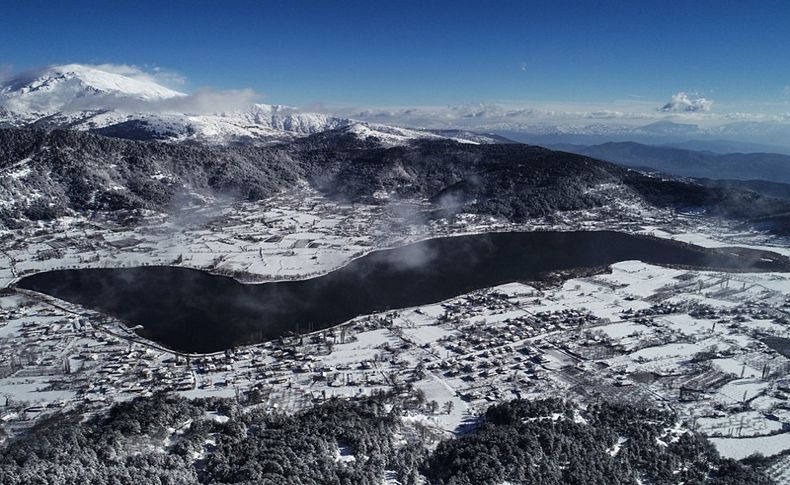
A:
17,231,790,353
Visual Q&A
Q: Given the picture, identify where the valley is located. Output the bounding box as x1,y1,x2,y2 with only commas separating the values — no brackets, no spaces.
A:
1,183,790,479
2,56,790,483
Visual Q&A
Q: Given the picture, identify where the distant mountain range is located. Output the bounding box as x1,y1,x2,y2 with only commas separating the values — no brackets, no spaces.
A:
499,125,790,155
549,141,790,185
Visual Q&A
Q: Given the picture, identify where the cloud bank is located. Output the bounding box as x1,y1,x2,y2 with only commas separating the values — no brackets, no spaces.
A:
60,87,262,115
88,63,187,87
3,62,790,146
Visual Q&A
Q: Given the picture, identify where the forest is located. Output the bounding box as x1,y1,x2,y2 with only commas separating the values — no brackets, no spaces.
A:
2,128,790,234
0,394,775,485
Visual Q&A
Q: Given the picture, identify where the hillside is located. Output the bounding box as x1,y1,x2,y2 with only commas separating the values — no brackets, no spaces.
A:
0,394,772,485
2,128,790,234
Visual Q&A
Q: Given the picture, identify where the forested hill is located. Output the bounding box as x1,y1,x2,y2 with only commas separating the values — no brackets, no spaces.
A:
0,394,774,484
2,128,790,234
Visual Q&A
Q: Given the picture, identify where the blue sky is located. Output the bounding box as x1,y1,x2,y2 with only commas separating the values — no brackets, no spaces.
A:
2,0,790,112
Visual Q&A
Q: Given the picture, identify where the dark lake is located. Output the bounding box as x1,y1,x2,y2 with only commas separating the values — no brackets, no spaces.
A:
17,231,790,353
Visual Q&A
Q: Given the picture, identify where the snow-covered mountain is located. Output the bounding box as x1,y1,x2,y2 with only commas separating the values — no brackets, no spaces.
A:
336,123,495,146
0,64,184,121
0,64,506,146
0,64,350,143
80,106,353,144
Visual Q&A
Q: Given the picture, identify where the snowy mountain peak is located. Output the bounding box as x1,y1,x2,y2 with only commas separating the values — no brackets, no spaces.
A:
241,103,348,134
0,64,507,146
338,122,516,146
0,64,185,119
340,122,452,146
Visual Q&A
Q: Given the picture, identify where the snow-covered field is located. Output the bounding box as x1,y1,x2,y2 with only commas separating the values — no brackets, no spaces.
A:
709,434,790,460
1,187,789,463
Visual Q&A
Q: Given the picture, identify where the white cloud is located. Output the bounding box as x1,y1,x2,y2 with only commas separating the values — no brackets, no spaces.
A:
321,99,790,146
59,87,262,115
334,102,662,132
152,87,260,114
658,92,713,112
89,63,187,88
80,64,261,113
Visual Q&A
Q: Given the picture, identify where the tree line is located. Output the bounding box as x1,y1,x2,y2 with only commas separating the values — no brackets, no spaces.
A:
0,393,774,485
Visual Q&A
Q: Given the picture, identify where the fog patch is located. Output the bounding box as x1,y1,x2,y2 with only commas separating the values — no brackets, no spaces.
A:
381,241,439,270
58,87,261,115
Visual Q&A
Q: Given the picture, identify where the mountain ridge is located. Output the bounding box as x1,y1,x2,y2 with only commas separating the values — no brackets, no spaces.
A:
0,64,508,146
549,141,790,185
2,127,789,235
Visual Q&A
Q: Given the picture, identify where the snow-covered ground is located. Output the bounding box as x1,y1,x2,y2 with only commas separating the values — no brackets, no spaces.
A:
1,186,789,461
709,434,790,460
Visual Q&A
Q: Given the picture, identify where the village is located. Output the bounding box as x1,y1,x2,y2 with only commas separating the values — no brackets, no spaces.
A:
1,187,790,483
1,257,790,480
4,184,783,290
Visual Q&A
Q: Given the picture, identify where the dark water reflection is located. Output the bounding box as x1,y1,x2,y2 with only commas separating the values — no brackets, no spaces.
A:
18,231,790,353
